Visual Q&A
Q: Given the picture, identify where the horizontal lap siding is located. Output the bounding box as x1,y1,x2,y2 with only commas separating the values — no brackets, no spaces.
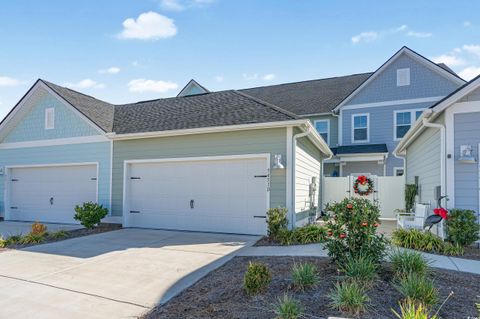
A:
405,126,441,206
295,135,321,225
454,112,480,213
0,142,112,215
112,128,287,216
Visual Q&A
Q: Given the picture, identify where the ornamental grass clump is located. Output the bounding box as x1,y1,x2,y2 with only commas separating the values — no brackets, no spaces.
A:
392,299,438,319
273,294,304,319
243,261,272,295
390,249,430,278
324,198,388,265
329,281,369,315
395,273,439,308
291,262,319,291
339,255,378,287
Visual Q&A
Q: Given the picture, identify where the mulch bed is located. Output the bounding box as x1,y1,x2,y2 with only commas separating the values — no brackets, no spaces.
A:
254,236,287,246
456,246,480,261
144,256,480,319
2,223,121,250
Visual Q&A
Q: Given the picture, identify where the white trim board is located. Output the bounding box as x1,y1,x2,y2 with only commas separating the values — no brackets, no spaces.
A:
342,96,443,111
0,135,109,149
122,153,271,229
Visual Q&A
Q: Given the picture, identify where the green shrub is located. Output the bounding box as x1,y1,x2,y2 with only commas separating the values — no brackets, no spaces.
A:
329,281,369,315
48,230,70,240
74,202,108,229
267,207,289,240
392,299,438,319
392,229,444,253
390,250,430,278
243,261,272,295
324,198,388,264
20,232,46,245
273,294,304,319
441,242,464,256
277,224,327,245
339,255,378,286
446,209,480,247
291,262,319,291
5,234,22,246
405,184,418,213
395,274,438,307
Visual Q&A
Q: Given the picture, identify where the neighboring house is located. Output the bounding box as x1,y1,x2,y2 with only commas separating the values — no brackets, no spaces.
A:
242,47,465,177
394,75,480,217
0,80,331,235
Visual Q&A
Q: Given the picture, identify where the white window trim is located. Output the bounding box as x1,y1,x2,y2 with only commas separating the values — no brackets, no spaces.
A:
45,107,55,130
394,167,405,176
351,113,370,143
313,119,330,145
393,109,425,141
397,68,411,87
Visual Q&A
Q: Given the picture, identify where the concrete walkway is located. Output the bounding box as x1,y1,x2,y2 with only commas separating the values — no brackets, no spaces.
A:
238,244,480,275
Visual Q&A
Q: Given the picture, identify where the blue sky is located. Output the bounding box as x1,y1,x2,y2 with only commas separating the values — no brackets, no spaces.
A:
1,0,480,118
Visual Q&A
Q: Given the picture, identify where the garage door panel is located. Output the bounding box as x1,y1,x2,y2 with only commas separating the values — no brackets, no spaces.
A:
127,157,268,235
8,165,97,223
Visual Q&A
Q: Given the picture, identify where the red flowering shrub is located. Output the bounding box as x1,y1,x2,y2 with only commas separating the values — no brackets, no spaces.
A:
324,198,388,264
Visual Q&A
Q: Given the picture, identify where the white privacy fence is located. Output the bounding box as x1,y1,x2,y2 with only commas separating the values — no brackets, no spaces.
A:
322,175,405,219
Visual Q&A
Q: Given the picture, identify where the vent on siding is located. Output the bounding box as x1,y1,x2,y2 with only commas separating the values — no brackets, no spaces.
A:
45,107,55,130
397,68,410,87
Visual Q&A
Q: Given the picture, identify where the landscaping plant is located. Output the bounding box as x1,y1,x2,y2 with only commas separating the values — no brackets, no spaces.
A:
20,232,46,245
324,198,388,264
446,209,480,247
277,224,327,245
392,229,464,256
266,207,289,240
31,222,47,235
48,230,70,240
392,299,438,319
390,250,430,278
395,273,439,308
291,262,319,291
339,255,378,287
405,184,418,213
74,202,108,229
273,294,304,319
243,261,272,295
329,280,369,315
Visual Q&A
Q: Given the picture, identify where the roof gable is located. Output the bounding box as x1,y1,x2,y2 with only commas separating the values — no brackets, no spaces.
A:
177,79,210,97
333,47,465,112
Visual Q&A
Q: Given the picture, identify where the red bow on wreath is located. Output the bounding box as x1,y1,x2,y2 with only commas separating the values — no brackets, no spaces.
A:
357,175,367,185
433,208,448,220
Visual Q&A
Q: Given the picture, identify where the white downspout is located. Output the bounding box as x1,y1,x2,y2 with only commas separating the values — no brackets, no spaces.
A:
422,118,446,206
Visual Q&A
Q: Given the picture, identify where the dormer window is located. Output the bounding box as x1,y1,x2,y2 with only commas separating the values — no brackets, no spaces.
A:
397,68,410,86
45,108,55,130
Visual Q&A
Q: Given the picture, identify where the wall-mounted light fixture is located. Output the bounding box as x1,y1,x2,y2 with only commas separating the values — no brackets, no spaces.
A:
272,154,285,169
458,145,476,163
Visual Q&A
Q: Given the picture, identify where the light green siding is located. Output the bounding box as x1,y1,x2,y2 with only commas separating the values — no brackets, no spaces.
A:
112,128,287,216
308,114,338,146
405,115,444,206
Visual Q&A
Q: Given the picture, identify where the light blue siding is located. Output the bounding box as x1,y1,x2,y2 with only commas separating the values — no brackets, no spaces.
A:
346,53,459,105
3,89,99,143
0,142,111,216
454,112,480,213
342,102,434,175
308,115,338,146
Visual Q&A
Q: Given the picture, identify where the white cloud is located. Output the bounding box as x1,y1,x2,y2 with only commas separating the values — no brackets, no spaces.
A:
0,76,22,86
464,21,472,27
118,12,177,40
99,67,121,74
407,31,432,38
128,79,178,93
242,73,259,81
262,74,276,81
64,79,105,89
459,66,480,80
463,44,480,57
351,32,378,44
214,75,224,82
395,25,408,32
431,54,465,67
160,0,214,11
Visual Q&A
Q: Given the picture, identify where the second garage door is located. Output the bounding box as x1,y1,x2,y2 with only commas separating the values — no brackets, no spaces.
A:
124,156,269,235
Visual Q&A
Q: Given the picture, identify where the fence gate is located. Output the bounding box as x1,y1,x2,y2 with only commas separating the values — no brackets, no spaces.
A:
322,175,405,220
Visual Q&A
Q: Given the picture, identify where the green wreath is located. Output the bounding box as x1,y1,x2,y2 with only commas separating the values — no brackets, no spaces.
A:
353,175,374,196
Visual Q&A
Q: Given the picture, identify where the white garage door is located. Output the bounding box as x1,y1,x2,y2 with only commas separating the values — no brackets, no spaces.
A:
125,156,269,235
8,164,98,223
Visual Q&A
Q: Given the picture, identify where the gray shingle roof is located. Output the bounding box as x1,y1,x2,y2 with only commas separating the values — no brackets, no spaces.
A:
42,80,115,132
239,73,373,116
331,144,388,155
113,90,297,134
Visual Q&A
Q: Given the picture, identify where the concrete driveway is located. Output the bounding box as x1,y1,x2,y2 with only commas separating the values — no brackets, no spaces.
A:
0,221,83,238
0,228,258,319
